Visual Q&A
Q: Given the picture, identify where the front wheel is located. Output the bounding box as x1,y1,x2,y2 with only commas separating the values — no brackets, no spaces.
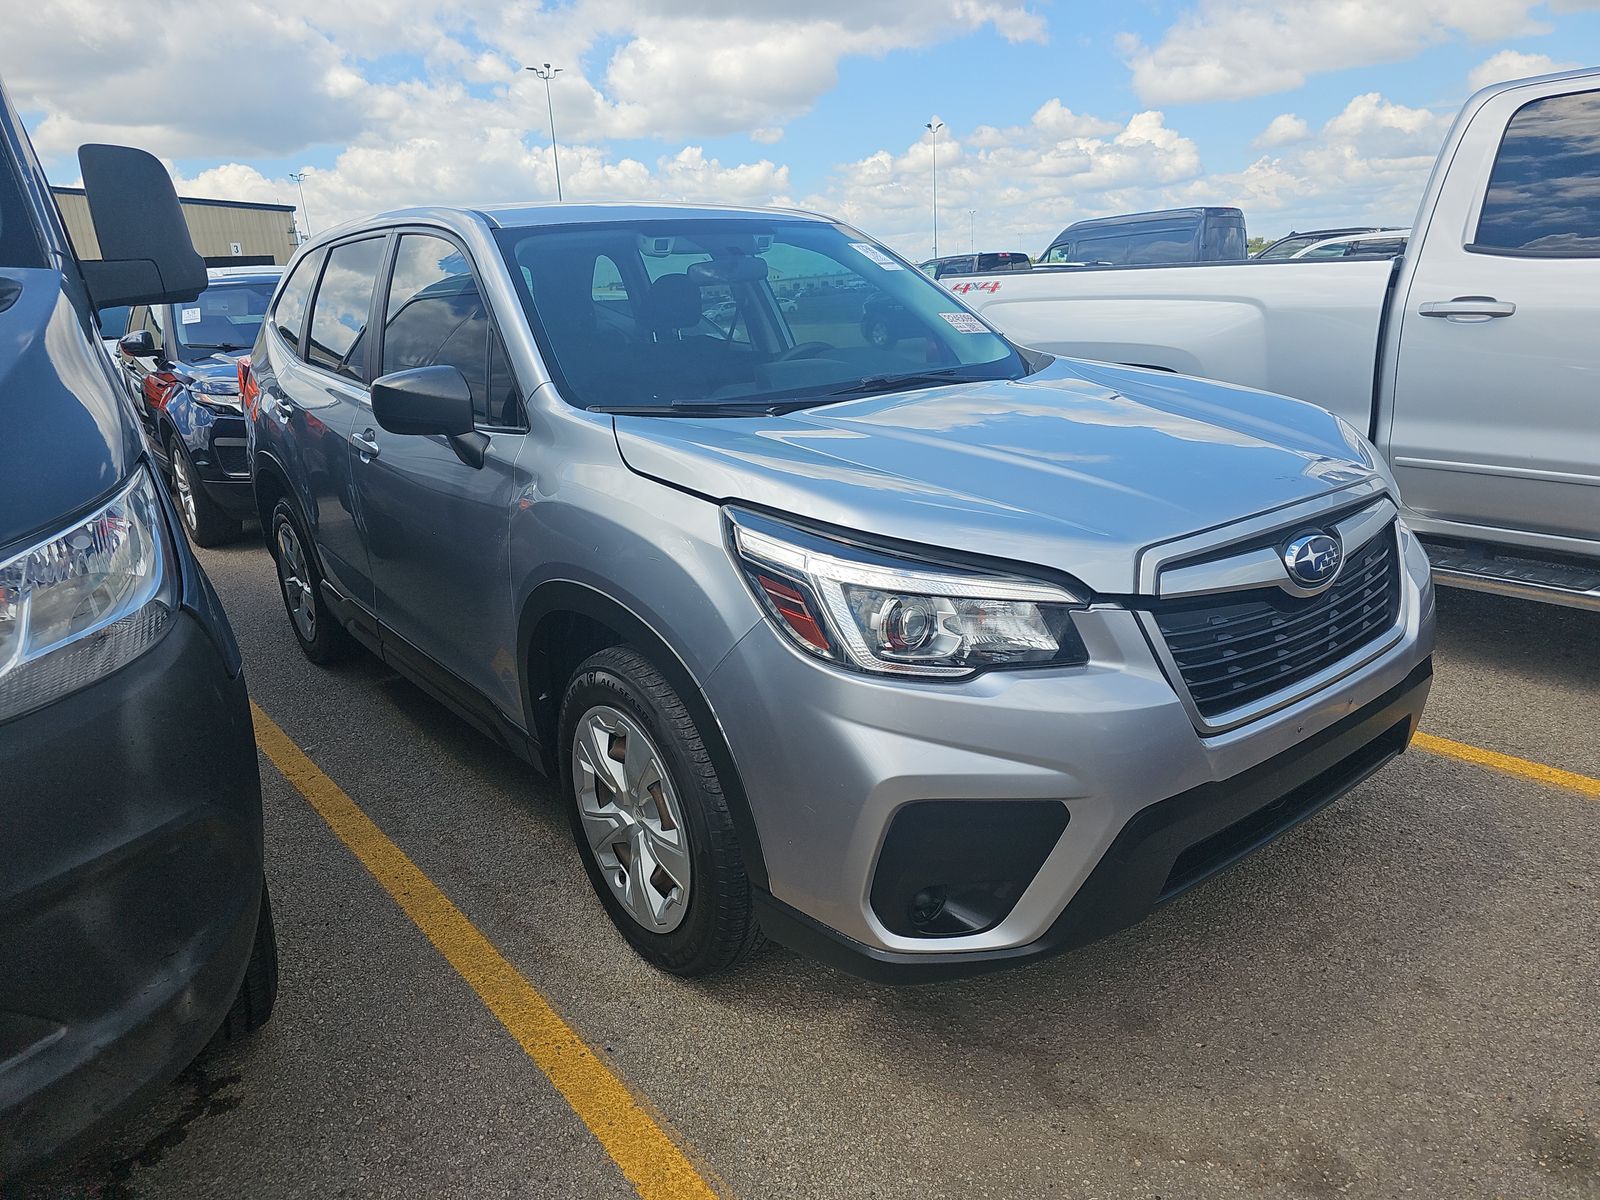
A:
210,882,279,1046
559,647,761,977
168,435,241,547
270,499,353,664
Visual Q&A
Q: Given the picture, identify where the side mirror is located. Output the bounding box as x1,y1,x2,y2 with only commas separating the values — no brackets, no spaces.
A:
77,144,207,309
118,329,157,358
371,366,474,437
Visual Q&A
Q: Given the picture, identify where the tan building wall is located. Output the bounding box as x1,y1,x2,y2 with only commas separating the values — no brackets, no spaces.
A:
52,188,298,264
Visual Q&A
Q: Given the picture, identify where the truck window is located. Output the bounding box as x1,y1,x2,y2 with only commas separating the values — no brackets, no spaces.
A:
0,148,47,269
1475,89,1600,256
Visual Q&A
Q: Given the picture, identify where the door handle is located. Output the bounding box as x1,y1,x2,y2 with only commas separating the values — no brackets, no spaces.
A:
1418,297,1516,320
352,429,381,460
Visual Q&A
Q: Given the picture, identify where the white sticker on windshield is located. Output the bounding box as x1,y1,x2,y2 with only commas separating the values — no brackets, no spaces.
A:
181,307,201,325
849,242,904,270
939,311,988,333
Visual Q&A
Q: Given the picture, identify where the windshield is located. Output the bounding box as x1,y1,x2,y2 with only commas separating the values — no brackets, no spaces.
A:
171,278,277,361
493,218,1028,413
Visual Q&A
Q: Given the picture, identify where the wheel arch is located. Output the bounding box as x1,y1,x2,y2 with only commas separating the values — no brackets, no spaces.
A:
518,579,769,891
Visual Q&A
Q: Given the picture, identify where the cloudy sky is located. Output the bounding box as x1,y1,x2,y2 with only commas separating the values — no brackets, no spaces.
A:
6,1,1599,257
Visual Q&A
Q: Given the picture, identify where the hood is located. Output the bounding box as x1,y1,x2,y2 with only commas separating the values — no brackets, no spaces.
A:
614,358,1381,595
177,349,247,386
0,269,143,552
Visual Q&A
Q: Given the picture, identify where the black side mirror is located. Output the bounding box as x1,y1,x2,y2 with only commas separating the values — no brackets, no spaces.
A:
372,366,489,469
118,329,157,358
371,366,475,436
76,144,207,309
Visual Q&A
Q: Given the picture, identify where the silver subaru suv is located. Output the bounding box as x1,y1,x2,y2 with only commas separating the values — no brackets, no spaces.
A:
245,203,1435,980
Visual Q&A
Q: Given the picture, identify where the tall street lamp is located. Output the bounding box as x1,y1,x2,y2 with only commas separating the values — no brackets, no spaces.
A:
289,171,312,235
526,63,564,202
925,120,944,260
969,209,977,255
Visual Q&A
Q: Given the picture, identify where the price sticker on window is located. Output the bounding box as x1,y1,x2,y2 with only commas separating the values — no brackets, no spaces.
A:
939,312,988,333
181,307,201,325
850,243,904,270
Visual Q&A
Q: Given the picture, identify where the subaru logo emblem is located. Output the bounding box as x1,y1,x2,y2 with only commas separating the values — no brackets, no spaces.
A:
1283,532,1343,588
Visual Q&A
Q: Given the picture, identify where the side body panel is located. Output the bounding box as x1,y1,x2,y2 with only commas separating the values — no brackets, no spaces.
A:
954,258,1393,428
1382,74,1600,556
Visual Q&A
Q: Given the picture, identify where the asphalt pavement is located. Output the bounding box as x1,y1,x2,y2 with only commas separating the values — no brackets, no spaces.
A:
9,538,1598,1200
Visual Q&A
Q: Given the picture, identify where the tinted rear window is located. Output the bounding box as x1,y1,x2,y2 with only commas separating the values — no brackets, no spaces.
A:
306,238,385,382
272,249,323,350
1476,89,1600,255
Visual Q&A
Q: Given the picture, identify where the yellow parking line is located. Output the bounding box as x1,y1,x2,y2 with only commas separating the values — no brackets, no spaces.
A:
250,702,722,1200
1414,731,1600,801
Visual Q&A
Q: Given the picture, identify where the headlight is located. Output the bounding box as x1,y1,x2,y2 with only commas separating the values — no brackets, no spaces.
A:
727,508,1088,677
189,376,242,409
0,468,177,723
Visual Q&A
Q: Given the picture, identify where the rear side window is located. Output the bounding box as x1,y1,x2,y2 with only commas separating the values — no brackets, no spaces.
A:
1476,89,1600,256
306,238,385,382
381,233,520,426
272,249,322,350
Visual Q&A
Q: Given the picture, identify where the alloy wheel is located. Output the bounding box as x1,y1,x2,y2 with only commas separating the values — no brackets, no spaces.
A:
275,520,316,641
571,704,692,933
171,445,198,531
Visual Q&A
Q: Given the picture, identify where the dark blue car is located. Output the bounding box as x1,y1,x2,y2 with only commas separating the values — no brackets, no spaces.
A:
118,267,281,545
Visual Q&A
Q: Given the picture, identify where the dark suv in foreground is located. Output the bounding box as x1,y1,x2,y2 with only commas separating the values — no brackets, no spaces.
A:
0,80,275,1174
119,266,281,545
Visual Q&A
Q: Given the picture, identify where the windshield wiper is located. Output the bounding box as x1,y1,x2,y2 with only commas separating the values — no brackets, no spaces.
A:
817,368,977,399
594,402,786,418
594,369,1000,418
185,342,251,352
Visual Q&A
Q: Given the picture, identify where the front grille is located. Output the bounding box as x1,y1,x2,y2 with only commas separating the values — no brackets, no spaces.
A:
1150,527,1400,720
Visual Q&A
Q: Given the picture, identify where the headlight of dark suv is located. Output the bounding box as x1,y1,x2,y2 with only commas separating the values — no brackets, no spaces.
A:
727,508,1088,678
188,376,243,411
0,468,177,723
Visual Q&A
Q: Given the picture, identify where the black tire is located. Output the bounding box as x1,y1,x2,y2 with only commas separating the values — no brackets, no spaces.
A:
270,498,353,664
168,434,241,547
211,883,279,1046
559,646,762,977
864,317,893,348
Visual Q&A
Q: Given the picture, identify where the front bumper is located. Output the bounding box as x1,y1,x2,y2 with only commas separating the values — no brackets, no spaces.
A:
706,520,1435,981
0,612,264,1173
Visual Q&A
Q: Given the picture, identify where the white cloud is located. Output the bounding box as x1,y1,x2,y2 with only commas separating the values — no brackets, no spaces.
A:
1122,0,1549,104
1254,114,1310,149
809,105,1205,257
1173,93,1452,235
751,127,785,145
1,0,1048,155
1467,49,1579,92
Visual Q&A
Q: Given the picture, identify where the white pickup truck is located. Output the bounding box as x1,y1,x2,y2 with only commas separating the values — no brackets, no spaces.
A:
958,67,1600,610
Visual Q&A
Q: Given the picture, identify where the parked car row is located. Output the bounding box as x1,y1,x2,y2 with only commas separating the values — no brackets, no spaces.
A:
20,59,1593,1181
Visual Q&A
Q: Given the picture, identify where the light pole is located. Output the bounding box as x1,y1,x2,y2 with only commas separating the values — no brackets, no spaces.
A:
289,171,312,234
925,120,944,260
526,63,564,202
969,209,977,255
